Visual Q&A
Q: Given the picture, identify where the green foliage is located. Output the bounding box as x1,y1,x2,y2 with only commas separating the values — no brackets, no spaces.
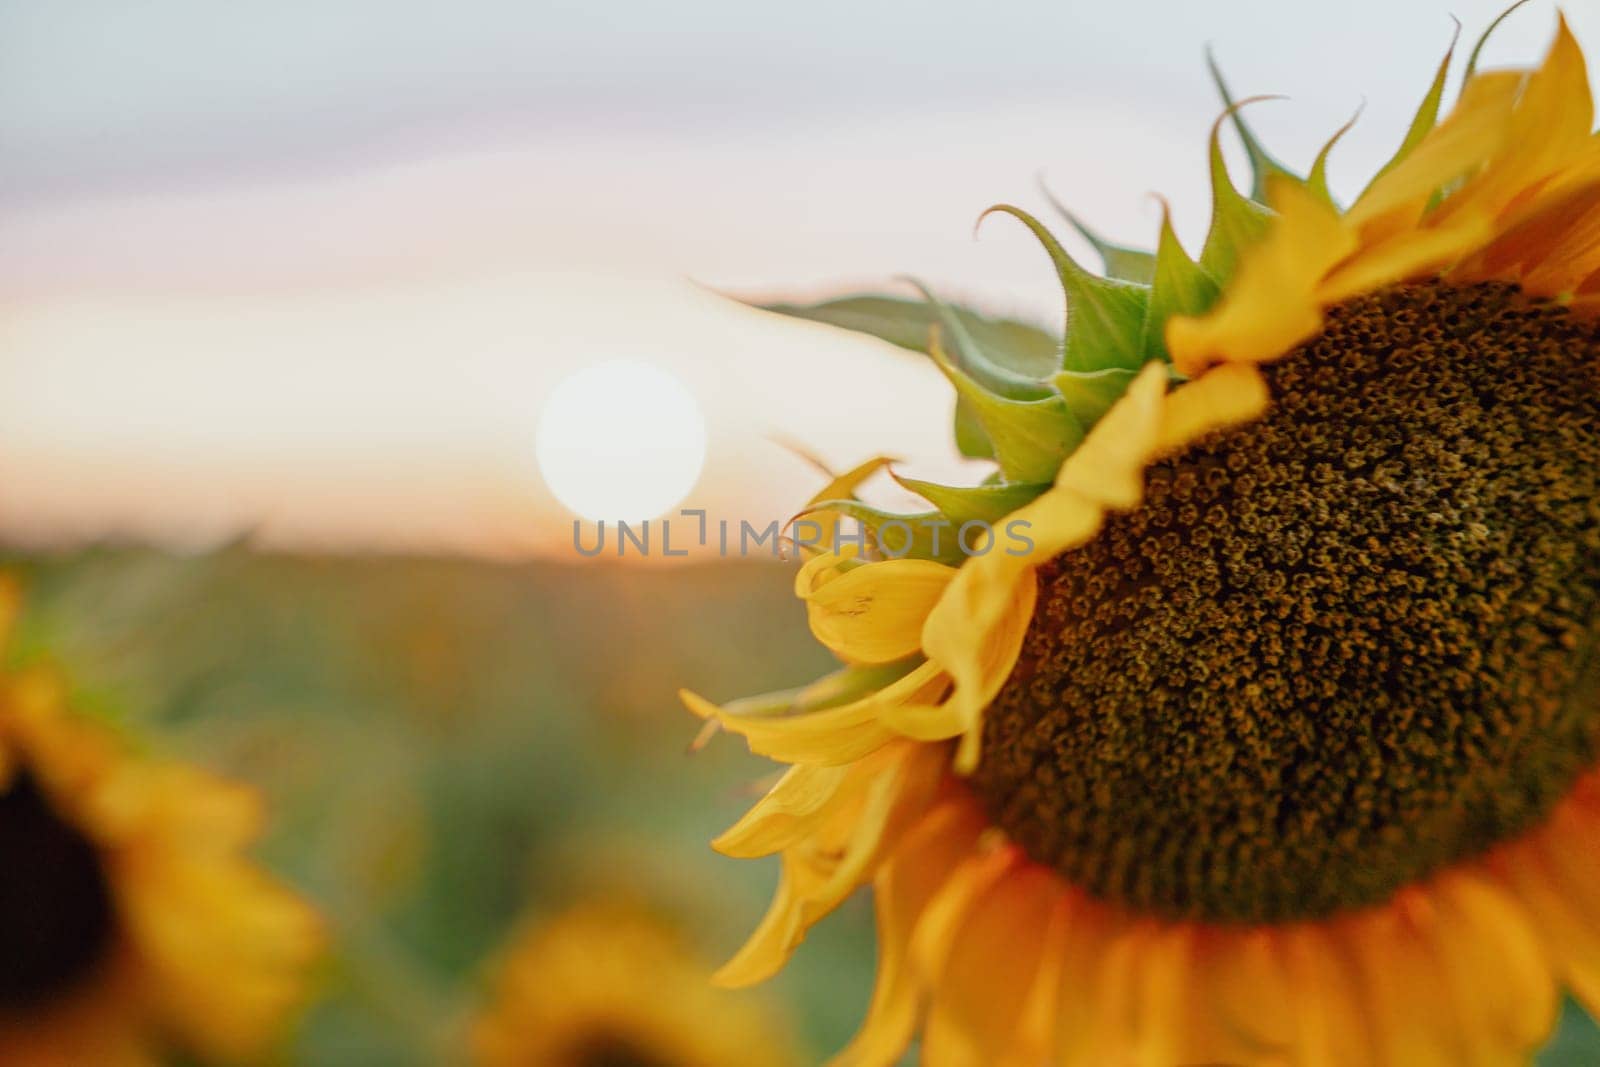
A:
980,204,1149,373
1041,186,1156,284
1206,51,1302,202
758,293,1058,382
1139,208,1221,366
1540,998,1600,1066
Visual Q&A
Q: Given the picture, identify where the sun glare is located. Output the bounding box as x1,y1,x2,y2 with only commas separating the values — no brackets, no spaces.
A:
535,359,707,522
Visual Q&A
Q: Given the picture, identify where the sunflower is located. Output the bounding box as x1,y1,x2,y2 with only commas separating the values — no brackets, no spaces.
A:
0,576,322,1066
683,8,1600,1064
471,902,800,1067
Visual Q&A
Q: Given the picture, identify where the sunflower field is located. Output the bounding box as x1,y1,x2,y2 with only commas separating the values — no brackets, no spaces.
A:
10,3,1600,1065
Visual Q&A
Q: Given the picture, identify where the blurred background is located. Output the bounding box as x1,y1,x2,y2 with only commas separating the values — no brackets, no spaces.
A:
3,0,1600,1062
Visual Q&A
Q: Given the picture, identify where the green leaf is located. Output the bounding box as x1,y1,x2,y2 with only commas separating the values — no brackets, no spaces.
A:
1538,997,1600,1066
1465,0,1534,83
930,334,1084,484
1140,205,1221,364
1198,107,1276,282
756,293,1060,383
980,204,1150,373
1206,51,1302,202
1052,365,1142,427
1365,27,1458,194
1307,107,1363,210
799,500,967,564
890,473,1048,524
1039,183,1157,284
952,395,996,460
902,280,1054,400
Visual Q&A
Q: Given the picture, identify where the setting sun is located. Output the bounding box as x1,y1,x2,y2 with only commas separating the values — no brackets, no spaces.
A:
535,359,708,522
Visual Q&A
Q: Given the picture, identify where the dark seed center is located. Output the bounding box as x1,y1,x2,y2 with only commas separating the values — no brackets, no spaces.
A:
0,768,117,1010
972,282,1600,923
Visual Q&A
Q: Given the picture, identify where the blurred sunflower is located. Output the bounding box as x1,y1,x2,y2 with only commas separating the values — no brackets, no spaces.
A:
0,576,322,1066
471,902,799,1067
685,8,1600,1065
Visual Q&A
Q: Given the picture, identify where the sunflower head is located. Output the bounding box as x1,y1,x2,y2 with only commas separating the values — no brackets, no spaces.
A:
0,574,324,1065
688,8,1600,1064
471,902,800,1067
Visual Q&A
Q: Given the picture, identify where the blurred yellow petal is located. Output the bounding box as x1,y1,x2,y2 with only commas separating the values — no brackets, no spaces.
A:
1277,922,1378,1067
1155,362,1269,457
831,800,987,1067
1051,896,1123,1067
1181,928,1294,1065
1458,178,1600,295
1430,871,1559,1062
1318,213,1494,304
1167,179,1356,376
1447,17,1594,226
908,845,1020,987
0,636,321,1065
921,863,1056,1067
1498,799,1600,1016
1346,70,1519,240
474,903,801,1067
1342,899,1467,1067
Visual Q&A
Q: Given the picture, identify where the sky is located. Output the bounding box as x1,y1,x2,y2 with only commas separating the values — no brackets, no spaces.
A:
0,1,1594,556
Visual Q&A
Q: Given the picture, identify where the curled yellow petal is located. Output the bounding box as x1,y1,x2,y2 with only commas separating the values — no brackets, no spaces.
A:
680,660,947,766
713,741,946,987
713,762,852,858
801,556,957,664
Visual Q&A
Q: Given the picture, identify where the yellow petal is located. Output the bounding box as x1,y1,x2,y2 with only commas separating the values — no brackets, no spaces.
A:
1459,178,1600,295
921,863,1057,1067
1346,70,1519,241
1430,870,1558,1062
908,844,1021,986
830,799,987,1067
1179,928,1295,1065
714,741,944,987
1498,799,1600,1018
1447,17,1593,227
712,762,852,858
1318,212,1494,305
1053,361,1168,511
1341,896,1468,1067
1009,891,1073,1066
1167,179,1357,376
1276,921,1378,1067
1155,362,1269,458
680,661,947,766
1050,894,1123,1067
801,557,956,664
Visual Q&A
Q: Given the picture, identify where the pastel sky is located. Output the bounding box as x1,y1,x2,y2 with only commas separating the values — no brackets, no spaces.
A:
1,1,1593,556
